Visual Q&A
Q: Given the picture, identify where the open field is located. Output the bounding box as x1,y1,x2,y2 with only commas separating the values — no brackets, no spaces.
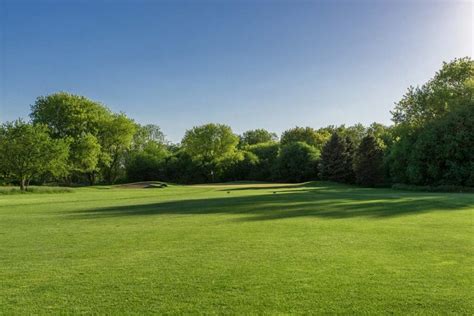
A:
1,182,473,314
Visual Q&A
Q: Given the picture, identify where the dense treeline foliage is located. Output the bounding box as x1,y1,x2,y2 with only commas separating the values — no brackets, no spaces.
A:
0,121,69,190
387,57,473,186
354,135,385,186
0,58,472,189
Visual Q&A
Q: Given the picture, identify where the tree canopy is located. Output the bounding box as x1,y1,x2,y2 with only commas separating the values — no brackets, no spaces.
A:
0,120,69,190
388,57,474,186
30,92,111,138
240,129,278,146
182,123,239,163
1,57,472,189
280,126,328,151
277,142,320,183
391,57,473,128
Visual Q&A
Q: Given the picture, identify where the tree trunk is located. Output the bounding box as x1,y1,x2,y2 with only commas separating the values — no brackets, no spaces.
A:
64,175,72,186
88,172,96,186
20,178,26,191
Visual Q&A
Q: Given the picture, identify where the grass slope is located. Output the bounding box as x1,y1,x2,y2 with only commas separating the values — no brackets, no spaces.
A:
1,182,473,314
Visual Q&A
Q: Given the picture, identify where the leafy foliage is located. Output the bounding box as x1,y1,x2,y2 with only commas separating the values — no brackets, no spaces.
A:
221,151,259,181
391,57,473,128
30,92,111,138
162,151,209,184
69,133,101,176
406,104,473,186
280,126,329,151
276,142,320,182
182,124,239,162
2,58,472,188
181,124,239,181
98,114,136,183
240,129,278,146
388,57,474,186
0,120,69,190
30,92,136,184
126,142,169,182
354,135,385,186
247,142,280,181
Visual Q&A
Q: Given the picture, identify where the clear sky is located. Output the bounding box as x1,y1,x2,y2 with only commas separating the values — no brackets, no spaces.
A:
0,0,472,142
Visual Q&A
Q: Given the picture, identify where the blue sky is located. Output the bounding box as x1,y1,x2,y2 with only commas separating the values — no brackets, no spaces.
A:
0,0,472,142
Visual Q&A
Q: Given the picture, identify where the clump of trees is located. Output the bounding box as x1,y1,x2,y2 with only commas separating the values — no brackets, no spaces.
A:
387,57,473,186
0,120,69,190
0,57,472,190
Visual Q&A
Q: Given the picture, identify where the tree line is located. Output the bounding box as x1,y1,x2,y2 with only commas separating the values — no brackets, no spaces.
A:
0,57,472,190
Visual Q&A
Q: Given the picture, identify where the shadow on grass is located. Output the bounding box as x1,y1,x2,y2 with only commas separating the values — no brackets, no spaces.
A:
67,183,474,221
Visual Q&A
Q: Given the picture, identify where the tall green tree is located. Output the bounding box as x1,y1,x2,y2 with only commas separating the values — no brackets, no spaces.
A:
126,124,168,182
221,151,259,181
70,133,101,184
391,57,473,128
0,120,69,190
126,142,169,182
404,103,474,186
162,150,208,184
354,135,385,186
99,114,137,183
389,58,474,185
30,92,111,182
247,142,280,181
276,142,320,183
30,92,111,138
319,133,355,183
181,123,239,181
132,124,166,150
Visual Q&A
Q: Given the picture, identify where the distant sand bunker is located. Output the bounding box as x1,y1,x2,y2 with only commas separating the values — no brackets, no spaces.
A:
118,182,167,189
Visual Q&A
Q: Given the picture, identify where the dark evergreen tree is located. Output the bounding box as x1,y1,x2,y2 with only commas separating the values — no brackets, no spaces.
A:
354,135,385,186
319,133,355,183
343,136,356,183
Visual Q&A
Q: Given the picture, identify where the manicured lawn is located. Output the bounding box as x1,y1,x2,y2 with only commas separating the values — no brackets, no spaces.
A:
1,182,473,314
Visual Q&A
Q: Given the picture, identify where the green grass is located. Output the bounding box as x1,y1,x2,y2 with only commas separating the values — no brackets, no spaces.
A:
0,185,73,195
1,182,473,314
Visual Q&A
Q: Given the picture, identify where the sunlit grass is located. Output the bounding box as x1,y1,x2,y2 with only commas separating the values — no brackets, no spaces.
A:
0,186,73,195
0,182,472,314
